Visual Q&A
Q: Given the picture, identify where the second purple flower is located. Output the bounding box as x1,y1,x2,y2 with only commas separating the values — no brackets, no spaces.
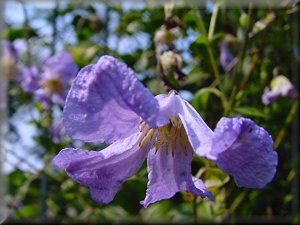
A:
21,52,78,110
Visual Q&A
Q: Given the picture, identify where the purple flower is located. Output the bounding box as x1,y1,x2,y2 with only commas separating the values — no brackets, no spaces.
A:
262,75,298,105
41,52,78,84
21,52,78,110
52,55,277,207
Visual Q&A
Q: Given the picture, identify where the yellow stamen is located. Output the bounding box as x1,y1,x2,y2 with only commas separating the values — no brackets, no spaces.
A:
139,129,155,148
138,116,193,157
42,77,63,95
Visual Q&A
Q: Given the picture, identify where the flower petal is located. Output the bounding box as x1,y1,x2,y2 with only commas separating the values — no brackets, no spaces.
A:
63,55,159,143
154,92,214,156
262,87,279,105
141,140,212,208
20,66,40,93
52,132,149,204
155,91,181,126
177,97,214,158
210,117,278,188
262,76,298,105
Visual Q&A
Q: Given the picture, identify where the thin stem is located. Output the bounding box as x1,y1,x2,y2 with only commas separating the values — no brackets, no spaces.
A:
207,47,222,87
51,0,59,55
194,8,222,89
196,87,227,112
226,4,253,116
193,196,198,224
208,3,219,41
274,100,298,149
19,0,31,66
237,4,252,75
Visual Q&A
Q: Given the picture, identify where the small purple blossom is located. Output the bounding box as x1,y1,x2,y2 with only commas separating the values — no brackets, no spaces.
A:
262,75,298,105
52,55,277,207
21,52,78,110
220,39,234,72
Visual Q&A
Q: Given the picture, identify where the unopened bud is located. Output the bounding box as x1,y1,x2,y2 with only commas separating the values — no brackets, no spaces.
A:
164,3,175,20
154,28,176,46
160,51,182,71
239,13,250,28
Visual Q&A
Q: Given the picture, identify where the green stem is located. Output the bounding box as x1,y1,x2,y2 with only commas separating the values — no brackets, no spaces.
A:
19,0,31,66
274,100,298,149
193,196,198,224
197,87,228,112
208,3,219,41
194,8,222,89
207,47,221,87
226,4,253,116
229,190,248,214
51,0,59,55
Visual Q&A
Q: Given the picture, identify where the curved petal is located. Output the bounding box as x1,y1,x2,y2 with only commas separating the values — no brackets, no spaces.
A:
177,97,214,158
155,92,181,126
262,87,279,105
63,55,159,143
52,132,150,204
141,140,212,208
154,92,214,157
210,117,278,188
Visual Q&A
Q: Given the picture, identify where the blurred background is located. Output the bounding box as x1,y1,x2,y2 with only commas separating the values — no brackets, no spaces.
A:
0,0,299,223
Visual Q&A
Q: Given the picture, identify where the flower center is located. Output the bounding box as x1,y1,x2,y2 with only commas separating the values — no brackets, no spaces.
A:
138,117,192,156
42,77,63,95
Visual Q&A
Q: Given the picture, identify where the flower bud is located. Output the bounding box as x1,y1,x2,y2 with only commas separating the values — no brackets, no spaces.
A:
239,13,250,28
160,51,182,71
154,27,176,46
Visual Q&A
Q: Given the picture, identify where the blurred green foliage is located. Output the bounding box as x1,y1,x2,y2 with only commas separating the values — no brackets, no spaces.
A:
3,1,299,224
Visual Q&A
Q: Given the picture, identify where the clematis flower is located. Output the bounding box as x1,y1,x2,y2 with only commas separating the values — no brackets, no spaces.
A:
52,55,277,207
262,75,298,105
21,52,78,110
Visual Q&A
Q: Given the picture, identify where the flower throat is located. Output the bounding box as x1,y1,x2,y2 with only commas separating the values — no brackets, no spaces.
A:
138,117,192,156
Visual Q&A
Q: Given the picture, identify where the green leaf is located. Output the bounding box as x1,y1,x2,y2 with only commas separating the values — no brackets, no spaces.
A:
192,89,210,112
195,34,209,45
204,168,230,189
192,88,224,113
197,201,213,219
3,27,38,41
16,205,40,218
212,32,224,42
141,201,173,223
234,106,269,119
185,67,210,86
97,205,130,222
